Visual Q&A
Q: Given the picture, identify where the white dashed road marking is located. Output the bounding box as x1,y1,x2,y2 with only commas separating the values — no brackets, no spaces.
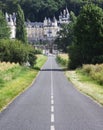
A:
51,99,54,105
51,106,54,113
51,95,53,99
50,57,55,130
51,125,55,130
51,114,55,122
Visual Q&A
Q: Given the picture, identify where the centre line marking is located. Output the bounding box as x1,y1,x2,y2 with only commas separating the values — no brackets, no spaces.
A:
51,99,54,105
51,114,55,122
51,125,55,130
51,58,53,96
50,58,55,130
51,95,53,99
51,106,54,112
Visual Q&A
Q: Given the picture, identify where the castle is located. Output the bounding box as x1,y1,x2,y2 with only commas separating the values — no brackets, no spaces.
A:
6,7,70,43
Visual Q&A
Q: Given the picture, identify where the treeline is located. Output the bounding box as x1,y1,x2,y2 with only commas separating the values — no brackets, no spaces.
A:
1,0,103,21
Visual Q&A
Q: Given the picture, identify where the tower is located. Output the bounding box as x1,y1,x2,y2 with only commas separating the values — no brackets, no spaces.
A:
48,18,51,26
52,16,57,27
5,13,16,39
5,12,9,22
59,12,63,23
66,7,70,19
59,7,70,24
43,17,48,27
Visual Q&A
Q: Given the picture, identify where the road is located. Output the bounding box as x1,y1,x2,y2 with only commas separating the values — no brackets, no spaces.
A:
0,56,103,130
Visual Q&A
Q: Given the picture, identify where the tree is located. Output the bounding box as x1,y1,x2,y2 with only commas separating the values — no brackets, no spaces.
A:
55,23,74,52
55,24,69,52
0,10,10,39
69,3,103,69
55,11,76,52
16,4,27,43
0,1,6,12
70,11,77,22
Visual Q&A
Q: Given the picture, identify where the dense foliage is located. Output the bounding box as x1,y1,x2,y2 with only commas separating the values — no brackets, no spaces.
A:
1,0,103,21
55,23,73,52
0,10,10,39
0,40,36,67
69,4,103,69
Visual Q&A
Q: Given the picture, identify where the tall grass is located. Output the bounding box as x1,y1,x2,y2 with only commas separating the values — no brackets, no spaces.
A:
56,54,68,68
81,64,103,85
34,54,47,70
66,69,103,105
0,62,20,87
0,55,47,111
0,62,19,71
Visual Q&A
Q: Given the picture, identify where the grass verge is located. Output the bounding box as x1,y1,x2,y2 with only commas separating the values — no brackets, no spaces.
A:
57,54,103,106
56,54,68,69
66,70,103,105
0,55,47,111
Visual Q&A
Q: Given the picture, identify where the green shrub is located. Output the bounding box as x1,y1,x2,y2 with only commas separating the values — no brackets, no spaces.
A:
35,49,42,54
0,39,36,67
68,44,82,69
28,46,37,67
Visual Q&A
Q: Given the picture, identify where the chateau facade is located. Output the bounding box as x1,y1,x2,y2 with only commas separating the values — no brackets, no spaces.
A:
26,17,59,43
6,7,70,43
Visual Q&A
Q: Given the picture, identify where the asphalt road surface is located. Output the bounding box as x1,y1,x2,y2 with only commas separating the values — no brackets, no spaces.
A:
0,56,103,130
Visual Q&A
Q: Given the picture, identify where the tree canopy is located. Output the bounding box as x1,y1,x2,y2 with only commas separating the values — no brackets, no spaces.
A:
69,3,103,69
0,10,10,39
16,4,27,43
